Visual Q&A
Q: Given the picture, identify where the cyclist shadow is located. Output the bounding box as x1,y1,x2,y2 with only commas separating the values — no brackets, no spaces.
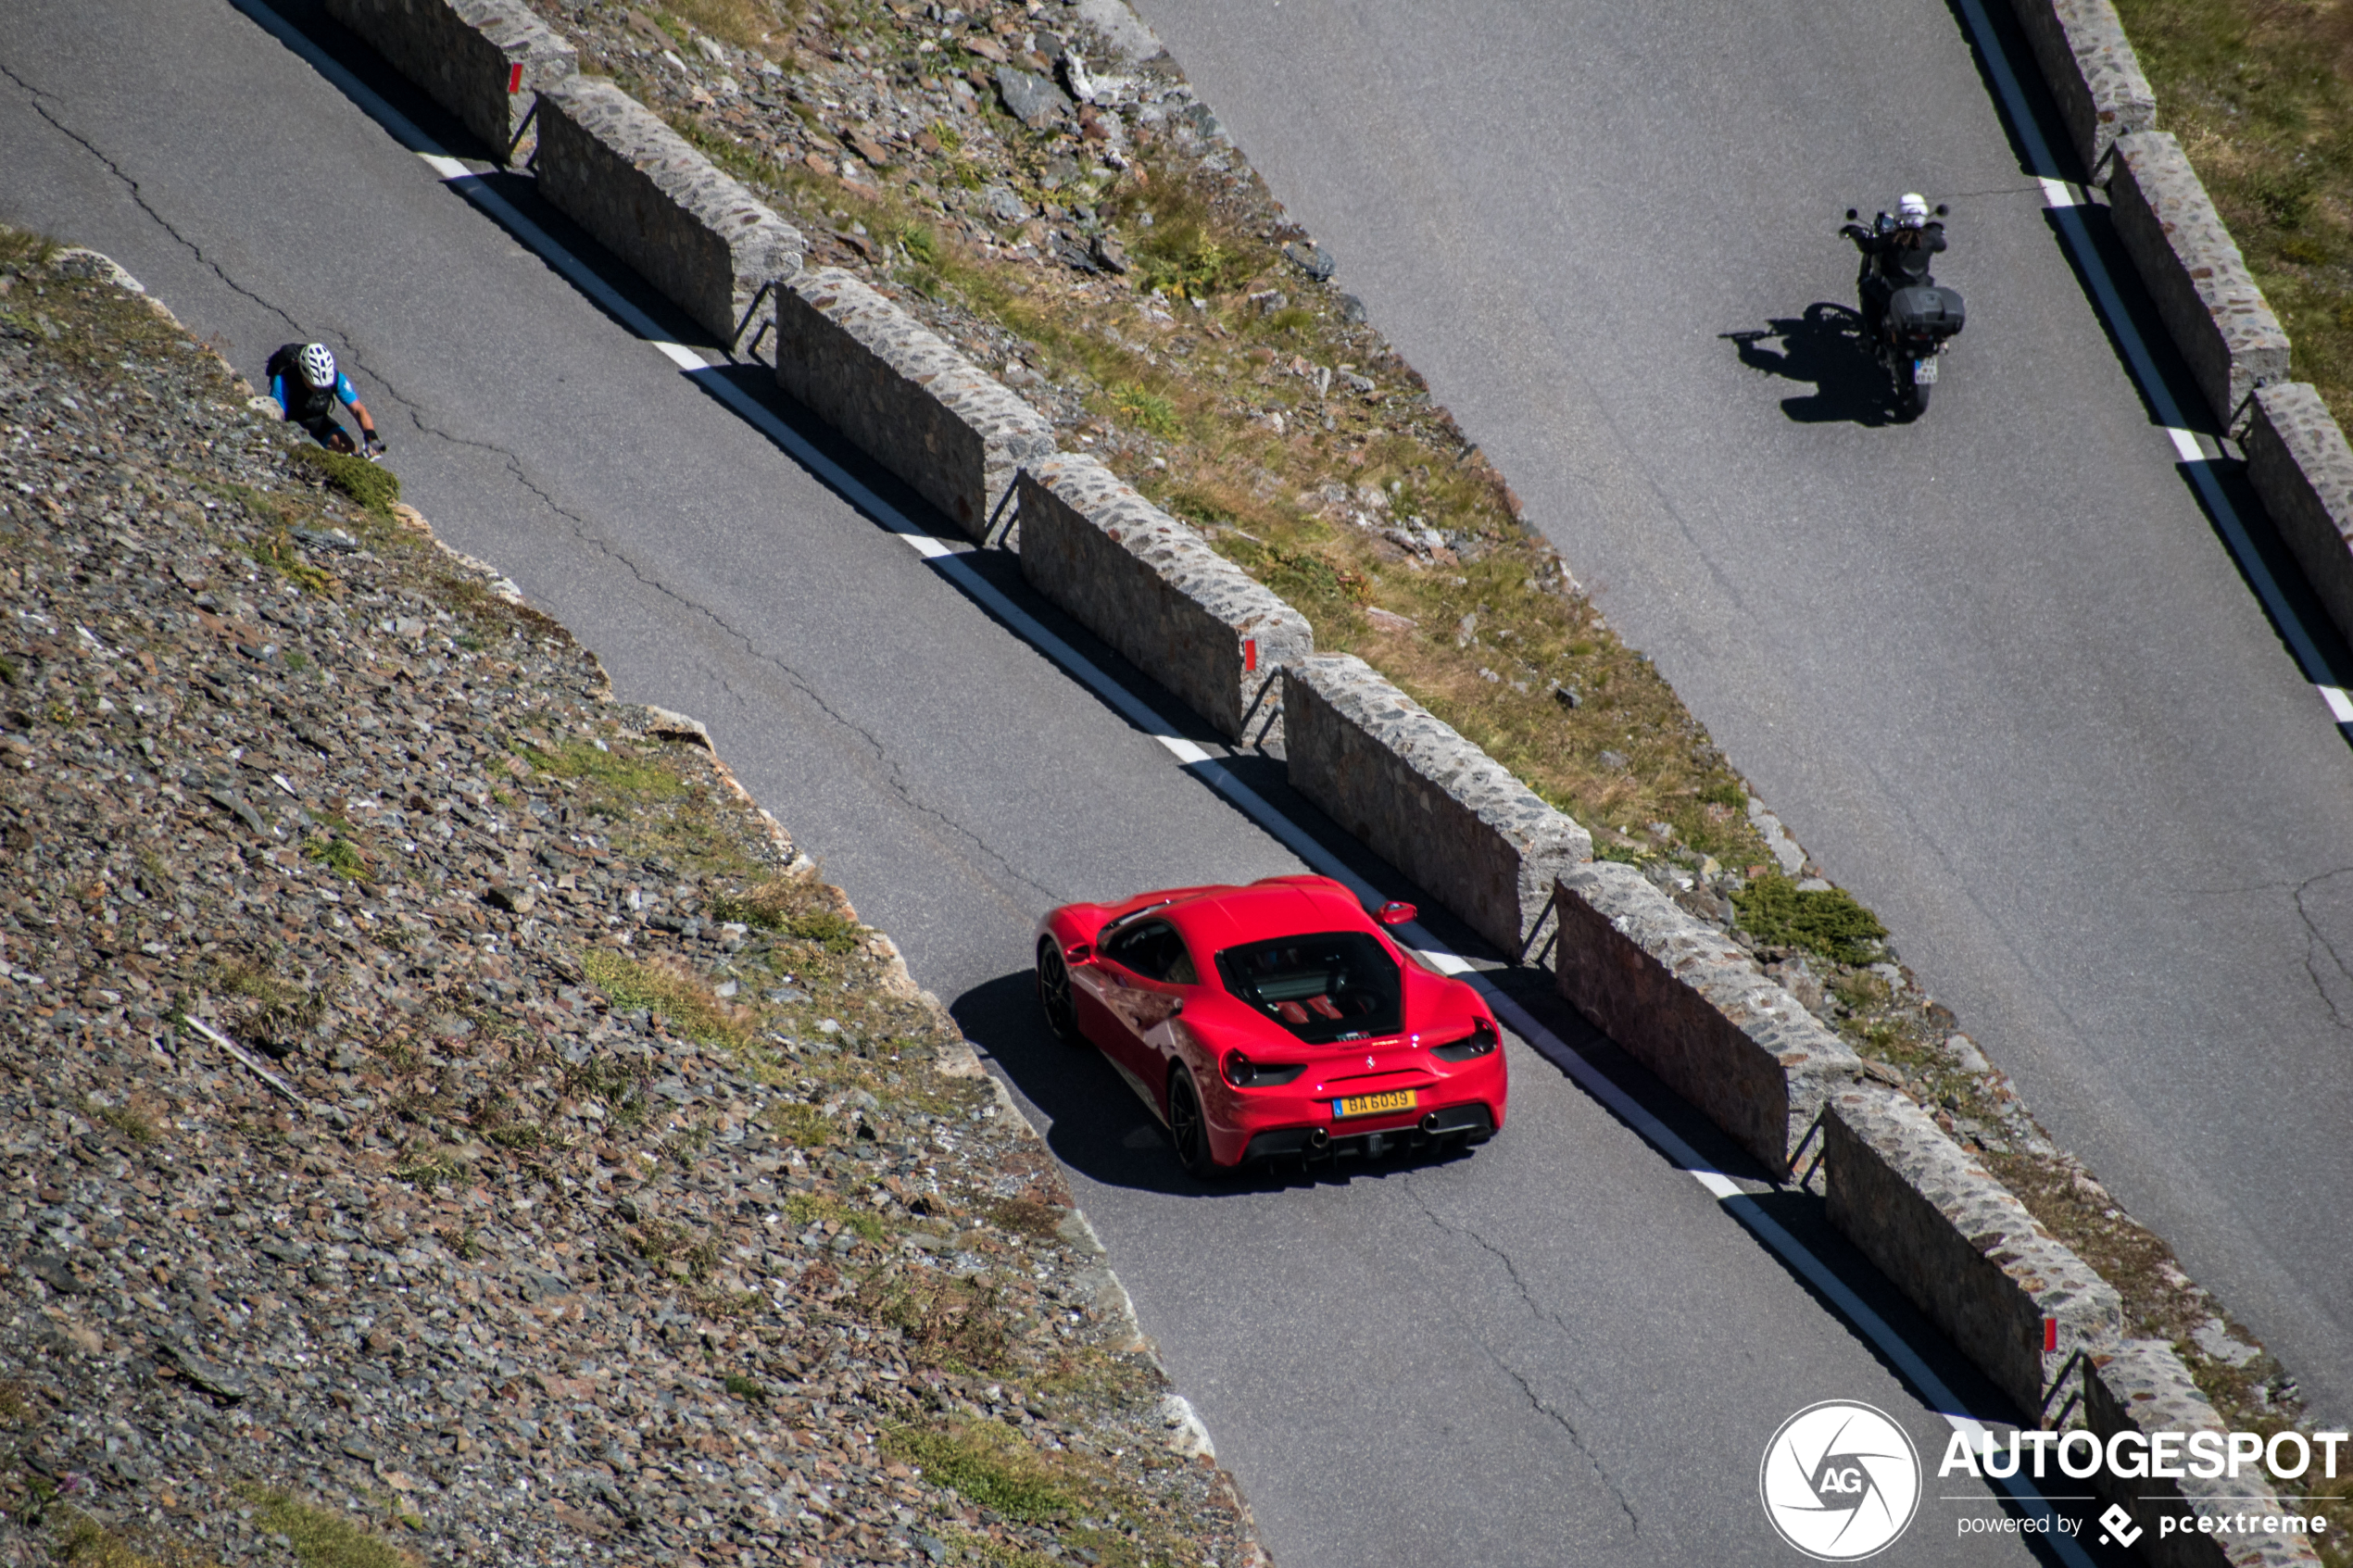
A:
1723,302,1900,426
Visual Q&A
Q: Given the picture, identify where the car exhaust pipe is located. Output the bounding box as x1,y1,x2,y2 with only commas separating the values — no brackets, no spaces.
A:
1307,1127,1328,1152
1420,1112,1441,1135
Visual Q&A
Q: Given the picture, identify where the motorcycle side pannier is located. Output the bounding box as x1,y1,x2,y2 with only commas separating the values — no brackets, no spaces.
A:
1888,285,1965,337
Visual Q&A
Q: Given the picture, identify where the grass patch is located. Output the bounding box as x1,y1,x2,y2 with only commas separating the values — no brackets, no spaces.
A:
84,1097,160,1146
652,0,802,58
517,736,691,810
580,949,755,1048
2111,0,2353,426
561,1054,651,1126
302,834,368,880
1730,873,1888,965
390,1147,470,1190
1110,382,1181,439
233,1486,418,1568
761,1100,835,1148
860,1270,1014,1370
0,225,62,269
50,1515,216,1568
286,445,400,515
882,1420,1075,1524
709,873,863,952
629,1217,724,1278
208,955,329,1051
786,1191,886,1243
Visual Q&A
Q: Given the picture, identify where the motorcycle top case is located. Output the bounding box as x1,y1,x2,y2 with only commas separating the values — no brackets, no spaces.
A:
1887,284,1965,337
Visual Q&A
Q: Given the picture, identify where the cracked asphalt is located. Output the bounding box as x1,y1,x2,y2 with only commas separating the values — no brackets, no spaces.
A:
1127,0,2353,1424
2,0,2130,1562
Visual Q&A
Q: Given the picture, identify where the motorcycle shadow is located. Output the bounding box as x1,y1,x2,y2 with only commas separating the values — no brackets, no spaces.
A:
1722,302,1905,426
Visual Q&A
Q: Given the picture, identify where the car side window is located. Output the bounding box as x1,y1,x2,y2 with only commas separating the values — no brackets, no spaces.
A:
1103,921,1197,985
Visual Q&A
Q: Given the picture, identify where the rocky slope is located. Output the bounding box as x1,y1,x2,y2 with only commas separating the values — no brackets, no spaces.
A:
0,237,1265,1568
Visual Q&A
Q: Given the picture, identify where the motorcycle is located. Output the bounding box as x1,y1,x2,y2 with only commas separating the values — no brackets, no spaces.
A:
1842,204,1965,419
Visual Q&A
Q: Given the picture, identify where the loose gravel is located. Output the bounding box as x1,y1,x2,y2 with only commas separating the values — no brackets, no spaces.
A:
0,240,1268,1568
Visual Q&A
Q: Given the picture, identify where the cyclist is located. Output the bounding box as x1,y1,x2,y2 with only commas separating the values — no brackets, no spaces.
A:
264,342,384,457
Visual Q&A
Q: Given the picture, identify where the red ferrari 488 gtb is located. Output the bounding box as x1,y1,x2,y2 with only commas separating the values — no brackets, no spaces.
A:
1035,875,1507,1177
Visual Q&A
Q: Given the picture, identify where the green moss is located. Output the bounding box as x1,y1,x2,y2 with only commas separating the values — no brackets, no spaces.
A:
234,1486,416,1568
1110,382,1180,438
883,1421,1075,1523
1730,874,1887,965
581,948,753,1047
287,445,400,513
303,834,367,880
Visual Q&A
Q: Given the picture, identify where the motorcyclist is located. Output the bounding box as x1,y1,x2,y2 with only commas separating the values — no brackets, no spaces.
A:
1843,193,1946,336
264,342,383,457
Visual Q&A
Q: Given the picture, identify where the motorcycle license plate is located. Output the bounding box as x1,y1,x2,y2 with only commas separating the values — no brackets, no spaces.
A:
1334,1089,1416,1119
1913,358,1939,385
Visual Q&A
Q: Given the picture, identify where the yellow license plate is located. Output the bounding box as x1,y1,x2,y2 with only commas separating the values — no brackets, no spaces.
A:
1333,1088,1416,1119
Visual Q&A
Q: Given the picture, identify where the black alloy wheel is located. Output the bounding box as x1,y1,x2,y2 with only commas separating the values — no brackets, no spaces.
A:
1037,936,1084,1046
1166,1065,1223,1180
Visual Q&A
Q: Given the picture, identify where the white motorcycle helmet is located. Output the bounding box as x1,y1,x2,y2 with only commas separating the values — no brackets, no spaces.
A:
1898,193,1931,229
298,342,338,389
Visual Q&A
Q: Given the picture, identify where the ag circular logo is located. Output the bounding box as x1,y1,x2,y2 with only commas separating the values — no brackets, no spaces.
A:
1759,1400,1921,1560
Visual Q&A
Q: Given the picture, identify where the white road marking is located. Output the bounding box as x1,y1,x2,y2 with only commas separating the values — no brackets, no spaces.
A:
242,1,2101,1539
2037,176,2076,209
2322,686,2353,724
1956,0,2341,734
2166,426,2208,463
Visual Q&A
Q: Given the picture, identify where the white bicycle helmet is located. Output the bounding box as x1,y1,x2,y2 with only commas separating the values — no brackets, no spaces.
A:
1898,193,1931,228
298,342,337,388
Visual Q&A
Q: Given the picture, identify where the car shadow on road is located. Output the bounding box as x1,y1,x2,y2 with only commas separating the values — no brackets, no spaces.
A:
1723,302,1902,425
950,970,1479,1198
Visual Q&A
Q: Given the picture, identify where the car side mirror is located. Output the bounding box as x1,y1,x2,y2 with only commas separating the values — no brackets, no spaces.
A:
1375,900,1417,926
1063,940,1093,964
1845,207,1857,220
1935,203,1949,217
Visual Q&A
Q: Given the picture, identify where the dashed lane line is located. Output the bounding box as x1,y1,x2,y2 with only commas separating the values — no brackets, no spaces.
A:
1957,0,2353,744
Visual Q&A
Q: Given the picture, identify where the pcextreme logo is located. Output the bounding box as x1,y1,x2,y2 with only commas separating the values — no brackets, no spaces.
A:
1760,1401,1922,1561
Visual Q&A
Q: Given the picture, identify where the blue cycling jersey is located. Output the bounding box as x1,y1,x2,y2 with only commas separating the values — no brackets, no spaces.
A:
271,370,358,417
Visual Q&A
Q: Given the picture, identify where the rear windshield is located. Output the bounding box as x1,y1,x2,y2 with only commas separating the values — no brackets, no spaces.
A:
1214,931,1401,1044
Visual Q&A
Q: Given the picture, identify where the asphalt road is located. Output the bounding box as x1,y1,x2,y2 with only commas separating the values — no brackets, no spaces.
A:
1123,0,2353,1422
0,0,2157,1561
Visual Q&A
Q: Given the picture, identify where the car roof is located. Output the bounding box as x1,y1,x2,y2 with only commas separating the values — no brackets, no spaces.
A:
1161,879,1376,954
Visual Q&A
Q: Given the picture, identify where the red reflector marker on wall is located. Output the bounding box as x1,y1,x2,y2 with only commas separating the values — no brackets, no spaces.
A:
2043,1316,2058,1353
1244,638,1258,673
508,61,525,94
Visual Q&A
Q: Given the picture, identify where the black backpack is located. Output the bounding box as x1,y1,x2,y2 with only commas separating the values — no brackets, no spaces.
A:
266,344,335,420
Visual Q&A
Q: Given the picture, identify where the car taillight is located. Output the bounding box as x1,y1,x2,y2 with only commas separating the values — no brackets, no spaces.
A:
1221,1049,1305,1087
1430,1017,1498,1062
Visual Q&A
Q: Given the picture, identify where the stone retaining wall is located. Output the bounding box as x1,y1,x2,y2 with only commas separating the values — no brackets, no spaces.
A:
2107,132,2291,428
1551,860,1861,1175
324,0,576,161
1016,455,1309,742
2004,0,2157,173
2246,383,2353,652
1823,1085,2121,1421
535,78,805,358
1282,655,1589,958
2084,1339,2324,1567
774,270,1055,538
